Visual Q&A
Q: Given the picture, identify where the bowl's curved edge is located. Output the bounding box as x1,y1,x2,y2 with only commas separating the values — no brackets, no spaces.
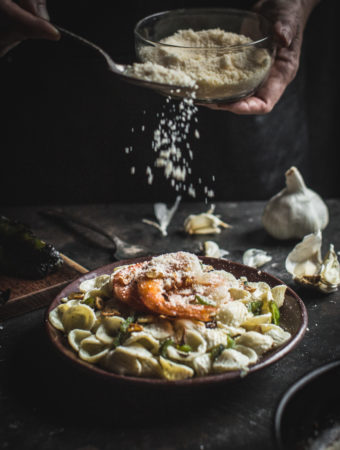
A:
274,359,340,449
45,256,308,389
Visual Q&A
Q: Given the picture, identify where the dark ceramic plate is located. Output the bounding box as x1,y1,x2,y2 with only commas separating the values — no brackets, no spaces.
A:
45,256,308,387
275,360,340,450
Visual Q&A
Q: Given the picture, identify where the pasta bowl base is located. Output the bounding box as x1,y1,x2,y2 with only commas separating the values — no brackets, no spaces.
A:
45,256,308,388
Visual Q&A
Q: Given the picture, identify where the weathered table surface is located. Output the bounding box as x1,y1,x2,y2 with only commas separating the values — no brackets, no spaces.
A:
1,200,340,450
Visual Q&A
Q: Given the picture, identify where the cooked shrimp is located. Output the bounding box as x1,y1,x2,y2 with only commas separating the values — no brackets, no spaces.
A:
138,279,216,322
112,262,148,311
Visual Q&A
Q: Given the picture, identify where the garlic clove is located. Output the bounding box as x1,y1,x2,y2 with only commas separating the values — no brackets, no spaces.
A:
262,166,329,240
203,241,229,258
242,248,272,268
319,244,340,292
285,231,323,279
184,207,231,235
285,231,340,293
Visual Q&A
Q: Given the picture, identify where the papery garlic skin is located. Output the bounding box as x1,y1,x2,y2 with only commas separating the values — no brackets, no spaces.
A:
285,231,322,279
242,249,272,268
262,166,329,240
203,241,229,258
143,196,181,237
319,244,340,292
285,231,340,293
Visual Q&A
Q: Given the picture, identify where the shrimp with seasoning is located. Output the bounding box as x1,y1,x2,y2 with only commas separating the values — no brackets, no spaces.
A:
112,262,149,312
111,252,232,321
138,278,216,322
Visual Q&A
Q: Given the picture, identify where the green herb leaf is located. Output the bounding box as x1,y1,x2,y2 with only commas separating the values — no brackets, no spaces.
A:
120,315,135,333
210,344,226,361
83,296,95,308
210,336,235,361
269,301,280,325
195,294,216,307
160,338,175,358
247,301,263,316
176,344,192,353
112,315,136,348
227,335,235,349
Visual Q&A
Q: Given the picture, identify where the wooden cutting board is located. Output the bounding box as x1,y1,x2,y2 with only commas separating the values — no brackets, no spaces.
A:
0,254,88,321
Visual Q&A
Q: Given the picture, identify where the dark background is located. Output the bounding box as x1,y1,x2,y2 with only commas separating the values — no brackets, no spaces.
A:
0,0,337,205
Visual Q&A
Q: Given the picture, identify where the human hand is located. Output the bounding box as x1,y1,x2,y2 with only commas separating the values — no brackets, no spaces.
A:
203,0,320,115
0,0,60,57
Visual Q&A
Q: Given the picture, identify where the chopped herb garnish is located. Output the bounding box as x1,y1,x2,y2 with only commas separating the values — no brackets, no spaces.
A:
120,315,135,333
210,337,234,361
247,301,263,316
269,301,280,325
195,294,216,307
210,344,226,361
160,338,175,358
83,296,95,308
112,336,121,348
227,335,235,349
176,344,192,353
112,315,136,348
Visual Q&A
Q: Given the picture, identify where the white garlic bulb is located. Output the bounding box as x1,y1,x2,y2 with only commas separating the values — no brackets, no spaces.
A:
262,166,329,240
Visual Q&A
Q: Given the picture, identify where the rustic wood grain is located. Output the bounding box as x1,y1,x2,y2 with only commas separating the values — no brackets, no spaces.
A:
0,254,88,321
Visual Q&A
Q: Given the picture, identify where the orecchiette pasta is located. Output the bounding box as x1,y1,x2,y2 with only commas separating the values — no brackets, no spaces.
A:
216,301,249,326
95,316,125,344
259,324,291,347
62,304,97,333
213,349,250,373
192,353,212,377
234,345,258,365
124,332,160,354
78,335,110,363
241,313,272,330
49,252,292,380
159,356,194,381
68,329,92,352
184,329,207,353
235,331,274,355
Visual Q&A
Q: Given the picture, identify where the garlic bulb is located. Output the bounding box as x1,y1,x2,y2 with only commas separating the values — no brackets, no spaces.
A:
262,166,329,240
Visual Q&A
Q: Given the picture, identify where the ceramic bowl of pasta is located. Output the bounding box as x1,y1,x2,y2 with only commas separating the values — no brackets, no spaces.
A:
46,252,307,386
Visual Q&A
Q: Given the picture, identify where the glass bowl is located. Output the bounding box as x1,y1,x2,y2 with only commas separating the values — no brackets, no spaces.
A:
134,8,275,103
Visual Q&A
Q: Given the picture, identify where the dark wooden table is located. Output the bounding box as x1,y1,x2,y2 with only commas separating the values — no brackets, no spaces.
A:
1,200,340,450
